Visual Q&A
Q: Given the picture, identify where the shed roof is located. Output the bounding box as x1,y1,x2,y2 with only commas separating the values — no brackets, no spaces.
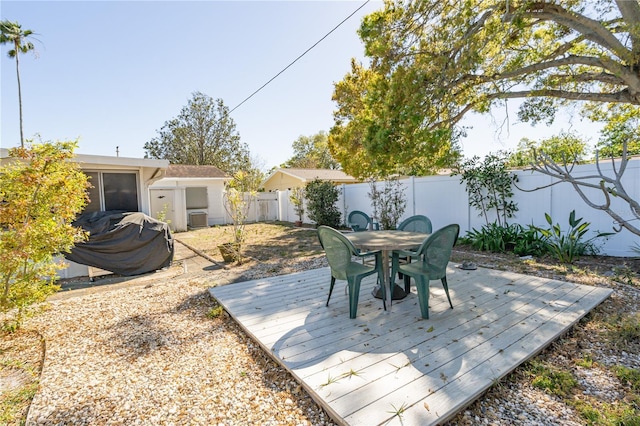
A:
165,164,228,178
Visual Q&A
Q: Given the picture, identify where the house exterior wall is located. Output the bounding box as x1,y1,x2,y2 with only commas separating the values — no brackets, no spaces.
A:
150,177,228,231
1,149,169,278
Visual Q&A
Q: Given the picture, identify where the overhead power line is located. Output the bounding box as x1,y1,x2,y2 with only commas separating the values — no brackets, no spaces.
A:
229,0,370,114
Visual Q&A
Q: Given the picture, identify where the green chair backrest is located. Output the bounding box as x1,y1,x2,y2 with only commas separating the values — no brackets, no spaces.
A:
397,215,433,234
317,225,358,281
348,210,371,232
414,224,460,279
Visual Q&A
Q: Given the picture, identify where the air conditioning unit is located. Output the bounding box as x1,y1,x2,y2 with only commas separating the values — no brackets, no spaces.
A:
188,211,208,228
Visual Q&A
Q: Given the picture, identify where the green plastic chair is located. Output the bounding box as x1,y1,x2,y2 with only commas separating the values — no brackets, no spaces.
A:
390,224,460,319
394,215,433,281
347,210,373,232
397,215,432,234
317,225,385,318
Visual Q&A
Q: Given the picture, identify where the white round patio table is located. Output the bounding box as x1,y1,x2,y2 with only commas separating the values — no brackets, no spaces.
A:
343,230,428,312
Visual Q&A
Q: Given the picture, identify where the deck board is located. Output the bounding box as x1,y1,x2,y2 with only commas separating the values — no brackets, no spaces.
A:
209,264,612,425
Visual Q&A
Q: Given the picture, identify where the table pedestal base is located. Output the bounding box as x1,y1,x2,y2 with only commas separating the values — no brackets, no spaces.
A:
372,284,407,300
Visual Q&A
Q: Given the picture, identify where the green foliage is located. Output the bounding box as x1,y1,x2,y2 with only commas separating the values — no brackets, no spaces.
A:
527,361,578,397
535,210,613,264
367,176,406,230
575,354,595,369
222,170,259,262
0,381,38,424
289,187,305,222
1,20,36,148
304,179,341,228
586,104,640,158
144,91,250,174
574,401,601,423
329,59,462,179
454,152,518,227
574,399,640,426
282,131,339,169
513,226,550,258
0,141,89,328
508,132,591,168
613,365,640,392
612,265,638,287
206,305,225,319
154,203,171,226
460,223,546,256
331,1,640,178
608,313,640,348
462,223,519,254
0,21,34,57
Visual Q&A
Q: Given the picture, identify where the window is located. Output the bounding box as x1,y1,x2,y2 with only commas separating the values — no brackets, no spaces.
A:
186,187,208,209
84,171,139,212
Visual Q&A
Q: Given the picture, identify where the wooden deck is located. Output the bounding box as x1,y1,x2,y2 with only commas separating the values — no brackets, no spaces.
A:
209,265,612,426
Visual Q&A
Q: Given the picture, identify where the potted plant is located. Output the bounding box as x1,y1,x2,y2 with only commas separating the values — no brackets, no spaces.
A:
290,187,305,226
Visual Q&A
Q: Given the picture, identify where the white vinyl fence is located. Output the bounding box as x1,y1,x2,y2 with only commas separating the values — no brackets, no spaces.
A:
262,158,639,257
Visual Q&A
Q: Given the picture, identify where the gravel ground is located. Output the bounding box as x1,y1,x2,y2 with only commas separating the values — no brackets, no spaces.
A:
6,241,640,425
23,249,335,426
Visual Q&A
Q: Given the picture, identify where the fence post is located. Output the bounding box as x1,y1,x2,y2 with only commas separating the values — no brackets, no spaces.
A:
410,176,416,216
342,184,347,225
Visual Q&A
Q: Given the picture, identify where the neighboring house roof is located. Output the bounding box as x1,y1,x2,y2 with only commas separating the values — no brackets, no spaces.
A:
284,168,358,182
165,164,229,179
262,168,359,188
1,148,169,169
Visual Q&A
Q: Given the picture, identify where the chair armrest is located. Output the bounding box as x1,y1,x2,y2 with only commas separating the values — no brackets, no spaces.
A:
357,249,380,258
393,248,419,257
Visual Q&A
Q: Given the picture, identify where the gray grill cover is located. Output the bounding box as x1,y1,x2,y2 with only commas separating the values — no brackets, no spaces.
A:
65,211,174,276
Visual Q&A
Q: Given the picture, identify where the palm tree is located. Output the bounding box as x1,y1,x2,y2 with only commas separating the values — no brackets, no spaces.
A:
0,20,36,148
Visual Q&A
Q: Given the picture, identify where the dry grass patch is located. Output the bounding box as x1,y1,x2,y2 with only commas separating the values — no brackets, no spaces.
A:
0,329,44,425
176,222,325,264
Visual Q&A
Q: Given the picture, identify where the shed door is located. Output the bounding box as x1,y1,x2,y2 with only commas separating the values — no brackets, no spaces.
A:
150,189,176,231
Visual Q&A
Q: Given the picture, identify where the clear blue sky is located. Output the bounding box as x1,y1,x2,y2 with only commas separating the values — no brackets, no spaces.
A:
1,0,602,171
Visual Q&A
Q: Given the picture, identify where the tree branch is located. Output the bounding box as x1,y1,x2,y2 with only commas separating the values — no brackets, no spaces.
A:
448,55,617,91
524,148,640,236
497,88,637,104
550,72,624,86
615,0,640,60
514,2,630,61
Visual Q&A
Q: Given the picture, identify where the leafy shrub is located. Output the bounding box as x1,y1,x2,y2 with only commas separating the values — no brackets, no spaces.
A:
535,210,613,263
460,223,546,256
513,225,548,257
454,152,518,227
289,187,305,222
368,176,406,230
461,223,518,252
0,141,89,329
222,170,259,262
304,179,341,228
